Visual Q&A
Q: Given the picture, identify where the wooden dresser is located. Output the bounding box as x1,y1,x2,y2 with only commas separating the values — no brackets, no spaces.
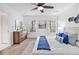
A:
13,31,27,44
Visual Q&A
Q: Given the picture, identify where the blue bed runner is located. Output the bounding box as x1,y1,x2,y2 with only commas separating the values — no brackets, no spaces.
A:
37,36,51,50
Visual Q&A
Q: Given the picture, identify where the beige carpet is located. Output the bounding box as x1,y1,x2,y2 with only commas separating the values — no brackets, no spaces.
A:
0,38,36,55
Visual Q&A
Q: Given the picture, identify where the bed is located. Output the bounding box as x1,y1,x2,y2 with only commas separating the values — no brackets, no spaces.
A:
32,36,79,55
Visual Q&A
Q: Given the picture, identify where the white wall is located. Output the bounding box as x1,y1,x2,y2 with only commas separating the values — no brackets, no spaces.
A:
57,4,79,32
23,3,79,37
0,4,23,50
0,4,23,29
23,15,57,38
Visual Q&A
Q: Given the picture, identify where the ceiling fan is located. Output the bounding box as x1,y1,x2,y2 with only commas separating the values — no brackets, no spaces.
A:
31,3,54,13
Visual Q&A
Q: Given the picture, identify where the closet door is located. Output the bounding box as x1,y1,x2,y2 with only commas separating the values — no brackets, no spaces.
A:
1,15,10,44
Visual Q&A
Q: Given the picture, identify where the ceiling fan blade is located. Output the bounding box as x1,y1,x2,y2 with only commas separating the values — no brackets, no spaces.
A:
37,3,45,6
43,6,54,9
31,7,37,10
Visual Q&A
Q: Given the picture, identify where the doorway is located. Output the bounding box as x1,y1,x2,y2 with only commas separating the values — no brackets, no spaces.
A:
0,13,11,50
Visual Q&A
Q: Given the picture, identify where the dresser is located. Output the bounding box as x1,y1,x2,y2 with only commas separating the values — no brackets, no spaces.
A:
13,31,27,44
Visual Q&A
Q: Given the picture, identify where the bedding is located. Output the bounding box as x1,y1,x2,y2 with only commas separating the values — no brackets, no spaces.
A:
68,33,78,45
62,33,69,44
37,36,50,50
56,33,69,44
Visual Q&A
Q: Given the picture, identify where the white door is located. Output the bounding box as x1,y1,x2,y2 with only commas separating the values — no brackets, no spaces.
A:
1,15,10,44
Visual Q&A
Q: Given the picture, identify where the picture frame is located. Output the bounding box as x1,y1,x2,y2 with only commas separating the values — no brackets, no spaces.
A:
39,21,46,29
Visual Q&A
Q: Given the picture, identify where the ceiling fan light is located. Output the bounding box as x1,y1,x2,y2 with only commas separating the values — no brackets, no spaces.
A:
37,6,44,11
40,10,44,13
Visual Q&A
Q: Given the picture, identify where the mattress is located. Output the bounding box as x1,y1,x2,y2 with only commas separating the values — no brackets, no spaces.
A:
32,36,79,55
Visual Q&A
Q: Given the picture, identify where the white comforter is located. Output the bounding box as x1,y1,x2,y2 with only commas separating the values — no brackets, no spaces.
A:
32,36,79,55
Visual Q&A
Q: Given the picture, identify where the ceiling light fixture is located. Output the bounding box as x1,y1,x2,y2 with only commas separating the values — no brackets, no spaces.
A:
31,3,54,13
37,6,44,13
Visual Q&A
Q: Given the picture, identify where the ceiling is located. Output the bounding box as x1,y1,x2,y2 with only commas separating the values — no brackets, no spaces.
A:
6,3,76,16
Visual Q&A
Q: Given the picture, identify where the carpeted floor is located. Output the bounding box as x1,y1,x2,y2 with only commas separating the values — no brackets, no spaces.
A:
0,38,36,55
